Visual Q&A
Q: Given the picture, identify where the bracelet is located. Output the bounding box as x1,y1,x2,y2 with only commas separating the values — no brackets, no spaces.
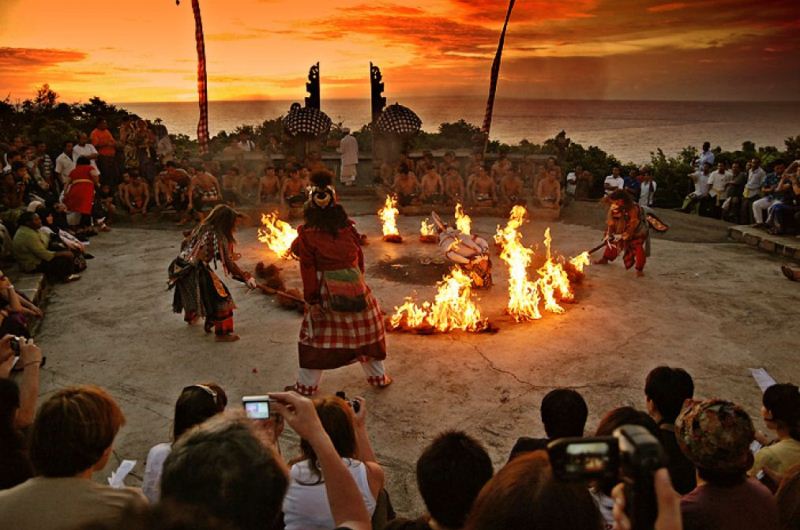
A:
23,361,42,369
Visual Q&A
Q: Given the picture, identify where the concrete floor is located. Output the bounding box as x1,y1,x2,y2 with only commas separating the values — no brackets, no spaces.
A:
35,202,800,516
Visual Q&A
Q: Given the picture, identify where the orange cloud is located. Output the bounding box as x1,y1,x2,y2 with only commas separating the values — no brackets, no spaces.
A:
647,2,689,13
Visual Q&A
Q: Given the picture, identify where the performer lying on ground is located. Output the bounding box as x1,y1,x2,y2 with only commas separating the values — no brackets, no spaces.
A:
432,212,492,288
290,171,391,396
168,204,257,342
595,190,649,277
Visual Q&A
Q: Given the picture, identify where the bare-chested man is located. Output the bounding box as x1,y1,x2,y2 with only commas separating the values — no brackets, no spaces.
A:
126,172,151,218
499,169,525,206
545,157,563,184
444,166,465,205
188,165,222,221
537,168,562,209
238,170,260,204
154,171,177,208
438,151,458,177
392,163,420,206
491,153,513,183
259,166,281,203
419,164,444,204
221,167,241,205
468,166,496,207
281,166,308,208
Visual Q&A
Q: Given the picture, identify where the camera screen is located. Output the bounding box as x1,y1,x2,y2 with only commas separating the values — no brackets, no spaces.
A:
565,441,612,473
244,401,270,419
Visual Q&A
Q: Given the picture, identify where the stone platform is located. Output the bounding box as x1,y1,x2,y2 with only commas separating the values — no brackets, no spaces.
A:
728,225,800,261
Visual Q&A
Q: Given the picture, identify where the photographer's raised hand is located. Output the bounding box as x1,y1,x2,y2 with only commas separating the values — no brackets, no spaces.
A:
613,468,682,530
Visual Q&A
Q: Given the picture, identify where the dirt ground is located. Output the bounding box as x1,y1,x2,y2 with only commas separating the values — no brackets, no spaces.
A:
34,199,800,516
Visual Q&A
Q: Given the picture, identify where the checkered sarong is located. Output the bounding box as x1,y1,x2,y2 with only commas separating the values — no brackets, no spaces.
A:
298,270,386,370
191,0,210,155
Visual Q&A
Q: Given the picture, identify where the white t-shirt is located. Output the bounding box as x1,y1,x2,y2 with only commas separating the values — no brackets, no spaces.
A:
236,140,255,152
142,442,172,504
282,458,376,530
698,149,715,169
604,175,624,195
55,152,76,184
692,171,710,196
72,143,100,173
639,180,657,206
707,170,732,197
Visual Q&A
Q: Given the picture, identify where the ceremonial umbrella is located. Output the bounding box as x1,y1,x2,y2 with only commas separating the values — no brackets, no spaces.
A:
375,104,422,135
282,106,332,137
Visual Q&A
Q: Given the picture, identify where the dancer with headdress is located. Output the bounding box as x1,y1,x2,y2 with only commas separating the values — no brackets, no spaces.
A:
168,204,257,341
289,171,391,396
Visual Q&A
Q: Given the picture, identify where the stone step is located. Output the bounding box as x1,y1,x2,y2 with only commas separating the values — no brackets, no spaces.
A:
728,225,800,261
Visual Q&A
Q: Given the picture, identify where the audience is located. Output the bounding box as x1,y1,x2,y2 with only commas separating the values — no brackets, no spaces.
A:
12,211,79,283
509,388,588,461
751,384,800,482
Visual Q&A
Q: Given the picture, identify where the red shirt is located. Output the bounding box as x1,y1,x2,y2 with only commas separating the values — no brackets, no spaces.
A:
90,128,116,157
291,223,363,303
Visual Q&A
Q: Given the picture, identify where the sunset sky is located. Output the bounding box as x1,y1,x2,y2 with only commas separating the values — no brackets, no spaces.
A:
1,0,798,104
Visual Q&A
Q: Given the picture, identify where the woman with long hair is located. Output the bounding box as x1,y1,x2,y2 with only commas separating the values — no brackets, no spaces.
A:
168,204,257,341
289,171,391,395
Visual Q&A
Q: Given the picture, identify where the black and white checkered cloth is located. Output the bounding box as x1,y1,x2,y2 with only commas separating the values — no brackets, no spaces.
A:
282,107,333,137
375,104,422,135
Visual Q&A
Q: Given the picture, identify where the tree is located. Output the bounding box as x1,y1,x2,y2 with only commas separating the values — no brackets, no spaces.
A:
33,84,58,112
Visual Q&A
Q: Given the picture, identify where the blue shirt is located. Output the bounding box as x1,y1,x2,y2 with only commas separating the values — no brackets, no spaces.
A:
623,176,641,199
762,172,781,199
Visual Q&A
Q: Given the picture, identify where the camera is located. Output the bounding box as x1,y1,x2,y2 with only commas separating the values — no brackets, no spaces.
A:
242,395,271,420
10,336,20,355
548,425,665,530
335,391,360,414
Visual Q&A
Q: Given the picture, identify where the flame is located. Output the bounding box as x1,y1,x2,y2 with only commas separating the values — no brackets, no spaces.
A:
378,195,400,237
535,228,574,314
390,267,488,332
258,212,298,259
455,203,471,235
569,252,591,273
420,218,436,237
495,206,542,321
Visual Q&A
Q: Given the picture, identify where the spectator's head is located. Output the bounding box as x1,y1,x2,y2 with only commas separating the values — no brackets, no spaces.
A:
762,383,800,441
36,141,47,154
29,385,125,477
629,167,639,178
644,366,694,423
702,141,711,152
165,160,178,170
416,431,493,529
299,396,356,480
62,141,73,154
76,156,91,167
399,162,410,174
717,162,726,172
541,388,588,439
702,162,712,173
676,399,754,484
0,377,20,435
173,383,228,441
97,118,108,130
773,162,787,175
161,415,288,530
732,161,741,172
341,127,350,135
612,166,620,176
751,158,761,169
464,451,602,530
18,211,42,230
11,161,26,178
547,168,558,179
547,156,556,167
287,165,300,178
78,132,88,145
594,407,659,495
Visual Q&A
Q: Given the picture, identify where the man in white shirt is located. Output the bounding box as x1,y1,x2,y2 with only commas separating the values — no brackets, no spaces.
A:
54,141,76,186
72,133,100,174
696,141,715,170
639,168,657,207
707,161,732,216
236,131,255,152
604,166,624,196
740,158,766,223
680,162,712,213
338,127,359,186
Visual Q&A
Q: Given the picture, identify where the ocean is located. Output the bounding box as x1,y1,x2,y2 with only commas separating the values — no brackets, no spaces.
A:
121,97,800,164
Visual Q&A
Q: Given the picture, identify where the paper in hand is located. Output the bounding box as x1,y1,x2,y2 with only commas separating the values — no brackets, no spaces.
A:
750,368,777,393
108,459,136,488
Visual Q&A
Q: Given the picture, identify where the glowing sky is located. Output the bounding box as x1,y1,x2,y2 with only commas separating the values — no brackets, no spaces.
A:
0,0,798,103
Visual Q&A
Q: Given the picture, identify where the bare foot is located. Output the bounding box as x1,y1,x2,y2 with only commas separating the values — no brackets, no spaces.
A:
636,270,645,277
215,333,240,342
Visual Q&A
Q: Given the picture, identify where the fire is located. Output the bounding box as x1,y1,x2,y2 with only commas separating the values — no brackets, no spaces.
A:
378,195,400,238
569,252,591,273
258,212,298,259
495,206,542,321
455,203,471,235
390,267,488,332
535,228,574,314
420,218,438,243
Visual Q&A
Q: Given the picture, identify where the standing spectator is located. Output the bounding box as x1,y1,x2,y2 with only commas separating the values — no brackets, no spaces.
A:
34,141,55,193
676,399,780,530
752,162,785,227
741,158,766,224
639,167,657,207
12,212,79,283
338,128,359,187
155,125,174,165
623,167,641,201
722,161,747,222
142,383,227,503
645,366,697,494
91,119,119,187
235,131,255,152
0,385,146,530
54,140,76,187
387,431,493,530
707,161,731,217
64,157,99,234
751,384,800,480
72,132,100,175
679,162,712,214
696,141,715,170
603,166,624,196
508,388,588,462
0,336,43,491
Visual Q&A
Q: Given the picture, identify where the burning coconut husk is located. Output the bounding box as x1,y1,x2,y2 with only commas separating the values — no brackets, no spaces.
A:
378,195,402,243
419,218,438,243
258,212,298,259
388,267,494,333
253,261,304,314
454,203,472,235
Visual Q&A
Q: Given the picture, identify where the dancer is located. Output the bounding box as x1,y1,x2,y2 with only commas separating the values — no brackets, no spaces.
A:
595,190,650,277
289,171,391,396
168,204,257,342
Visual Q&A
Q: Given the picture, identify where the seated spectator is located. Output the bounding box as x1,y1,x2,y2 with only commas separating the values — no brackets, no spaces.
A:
590,406,659,528
443,166,465,205
393,163,420,207
281,165,308,209
676,398,780,530
160,391,372,530
221,167,242,205
1,161,27,227
259,165,281,204
464,451,603,530
721,161,747,222
467,166,496,207
536,168,562,209
753,162,786,227
751,383,800,482
237,170,260,204
0,336,43,490
509,388,588,462
741,158,766,223
499,169,526,207
768,161,800,235
0,272,31,337
283,395,384,530
707,161,731,217
645,366,697,494
0,385,146,530
12,212,79,283
142,383,228,503
776,465,800,530
679,162,712,214
386,431,493,530
419,165,444,205
125,172,151,219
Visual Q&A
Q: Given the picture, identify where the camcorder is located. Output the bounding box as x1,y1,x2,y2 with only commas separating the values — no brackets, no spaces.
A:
548,425,665,530
335,391,360,414
242,395,271,420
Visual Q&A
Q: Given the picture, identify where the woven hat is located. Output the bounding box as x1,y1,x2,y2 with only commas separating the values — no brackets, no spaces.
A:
675,399,754,473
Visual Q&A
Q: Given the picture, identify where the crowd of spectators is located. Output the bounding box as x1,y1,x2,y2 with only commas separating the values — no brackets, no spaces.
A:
1,342,798,530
